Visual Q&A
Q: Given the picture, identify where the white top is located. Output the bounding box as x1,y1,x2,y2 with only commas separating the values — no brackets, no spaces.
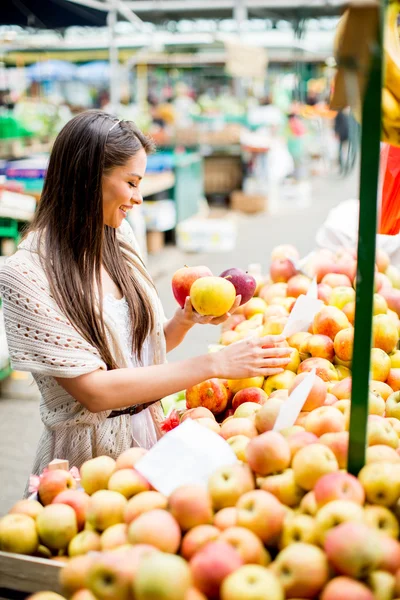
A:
0,220,167,484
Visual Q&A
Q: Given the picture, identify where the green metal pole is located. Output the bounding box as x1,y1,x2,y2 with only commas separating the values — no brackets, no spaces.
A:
347,9,383,475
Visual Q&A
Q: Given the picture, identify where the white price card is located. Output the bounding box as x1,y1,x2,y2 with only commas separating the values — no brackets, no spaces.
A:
273,369,316,432
135,419,238,496
282,278,322,338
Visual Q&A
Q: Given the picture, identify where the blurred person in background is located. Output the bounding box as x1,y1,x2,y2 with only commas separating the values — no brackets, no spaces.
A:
334,107,350,174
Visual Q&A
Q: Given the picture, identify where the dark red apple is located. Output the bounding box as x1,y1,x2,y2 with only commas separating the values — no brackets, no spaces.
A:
220,268,257,306
172,265,213,308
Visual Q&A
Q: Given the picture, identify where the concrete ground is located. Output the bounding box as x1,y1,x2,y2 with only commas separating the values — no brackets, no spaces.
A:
0,170,358,515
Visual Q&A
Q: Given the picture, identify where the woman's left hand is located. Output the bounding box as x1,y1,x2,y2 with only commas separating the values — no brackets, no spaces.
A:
175,295,242,328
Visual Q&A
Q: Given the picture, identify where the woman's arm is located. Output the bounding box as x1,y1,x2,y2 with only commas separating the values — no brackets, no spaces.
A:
55,335,291,413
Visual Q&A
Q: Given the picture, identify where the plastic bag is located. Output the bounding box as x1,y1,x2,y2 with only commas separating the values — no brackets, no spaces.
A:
379,143,400,235
131,406,159,450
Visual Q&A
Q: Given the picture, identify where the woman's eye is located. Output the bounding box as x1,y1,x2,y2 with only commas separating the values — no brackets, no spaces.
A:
128,182,137,188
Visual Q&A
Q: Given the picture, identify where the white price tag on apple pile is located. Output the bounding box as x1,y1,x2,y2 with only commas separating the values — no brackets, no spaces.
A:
273,369,316,432
282,278,322,338
135,419,238,496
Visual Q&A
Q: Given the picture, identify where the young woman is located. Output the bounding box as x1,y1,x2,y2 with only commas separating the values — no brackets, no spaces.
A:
0,110,291,478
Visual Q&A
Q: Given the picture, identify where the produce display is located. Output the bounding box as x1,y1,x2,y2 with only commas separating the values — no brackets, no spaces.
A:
3,244,400,599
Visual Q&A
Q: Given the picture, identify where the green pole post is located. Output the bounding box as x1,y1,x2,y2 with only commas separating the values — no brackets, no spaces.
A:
347,8,383,475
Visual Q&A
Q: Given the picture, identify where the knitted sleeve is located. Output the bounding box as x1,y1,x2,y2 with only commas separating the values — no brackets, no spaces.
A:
0,255,107,378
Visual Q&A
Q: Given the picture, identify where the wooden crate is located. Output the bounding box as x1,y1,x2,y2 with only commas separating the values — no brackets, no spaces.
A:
0,552,63,598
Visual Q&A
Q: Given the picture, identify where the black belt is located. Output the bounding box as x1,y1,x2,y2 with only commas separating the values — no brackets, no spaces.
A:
107,400,158,419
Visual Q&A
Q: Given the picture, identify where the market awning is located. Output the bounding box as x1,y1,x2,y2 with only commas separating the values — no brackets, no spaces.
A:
2,0,107,28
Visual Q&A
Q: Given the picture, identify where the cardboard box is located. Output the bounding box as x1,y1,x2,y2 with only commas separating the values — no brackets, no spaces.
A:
230,190,267,214
146,231,165,254
176,215,237,253
143,200,176,232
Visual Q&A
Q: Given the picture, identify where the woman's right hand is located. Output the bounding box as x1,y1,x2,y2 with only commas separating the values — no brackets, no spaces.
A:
212,334,293,380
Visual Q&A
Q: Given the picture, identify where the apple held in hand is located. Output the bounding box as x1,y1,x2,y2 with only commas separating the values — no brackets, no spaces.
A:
220,268,257,305
190,277,236,317
172,265,213,308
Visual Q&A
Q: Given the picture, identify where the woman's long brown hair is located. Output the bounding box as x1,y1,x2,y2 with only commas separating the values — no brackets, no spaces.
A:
29,110,156,369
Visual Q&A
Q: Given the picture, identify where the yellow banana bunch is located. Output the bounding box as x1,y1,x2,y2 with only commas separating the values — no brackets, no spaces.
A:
382,0,400,145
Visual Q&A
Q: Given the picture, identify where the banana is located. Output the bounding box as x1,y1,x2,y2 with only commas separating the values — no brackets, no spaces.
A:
383,1,400,145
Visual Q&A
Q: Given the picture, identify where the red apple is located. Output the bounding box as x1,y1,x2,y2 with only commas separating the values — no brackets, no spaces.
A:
172,265,213,308
232,387,268,411
181,525,220,560
38,470,77,506
324,522,383,578
190,541,243,600
186,379,230,414
289,372,327,411
321,577,374,600
220,268,257,305
269,259,297,283
52,490,90,531
314,472,365,508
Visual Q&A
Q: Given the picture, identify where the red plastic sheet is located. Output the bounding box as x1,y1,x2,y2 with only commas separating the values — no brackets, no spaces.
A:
379,143,400,235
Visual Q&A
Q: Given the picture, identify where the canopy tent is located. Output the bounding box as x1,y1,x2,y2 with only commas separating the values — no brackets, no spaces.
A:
26,59,78,81
2,0,107,28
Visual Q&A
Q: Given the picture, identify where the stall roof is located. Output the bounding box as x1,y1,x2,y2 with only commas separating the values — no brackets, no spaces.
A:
2,0,347,29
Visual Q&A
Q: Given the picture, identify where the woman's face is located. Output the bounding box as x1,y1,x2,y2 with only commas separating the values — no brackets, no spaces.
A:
102,149,147,228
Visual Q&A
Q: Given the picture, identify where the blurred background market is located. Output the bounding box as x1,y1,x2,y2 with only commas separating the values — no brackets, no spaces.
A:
0,0,360,512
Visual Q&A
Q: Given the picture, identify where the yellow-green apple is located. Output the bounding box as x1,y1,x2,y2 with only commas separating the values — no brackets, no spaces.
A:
368,418,399,448
124,490,167,524
366,444,400,464
227,377,264,395
289,372,327,411
297,357,339,382
181,525,220,560
227,435,250,461
292,443,339,491
287,431,318,460
86,490,127,531
86,549,135,600
320,577,374,600
219,526,270,565
9,499,43,521
280,424,305,437
304,406,345,437
314,471,365,508
220,268,257,306
36,504,77,551
329,286,356,311
270,259,297,283
319,431,349,469
263,370,296,395
190,541,243,600
387,416,400,438
246,431,291,476
370,348,391,382
243,297,268,319
285,348,301,373
107,468,150,500
321,273,352,288
181,407,215,422
386,264,400,288
373,293,389,315
391,350,400,368
234,402,262,419
359,461,400,506
0,514,38,555
99,523,128,551
259,283,287,304
300,334,335,362
236,490,286,544
335,365,352,380
115,447,147,470
213,507,237,531
220,417,257,440
368,391,386,416
221,564,283,600
315,500,365,545
287,274,312,298
387,368,400,391
68,530,101,556
134,552,192,600
299,491,318,516
376,248,391,273
367,570,396,600
324,522,383,578
60,554,95,596
370,380,394,400
172,266,213,308
317,283,332,304
271,542,329,599
52,490,90,532
364,505,399,539
128,508,181,553
257,469,305,507
38,470,76,506
232,387,268,411
254,398,284,433
186,379,230,414
262,316,288,336
313,306,350,340
80,456,116,495
288,332,311,352
168,485,213,531
342,301,355,325
386,391,400,419
334,327,354,362
208,463,255,510
279,514,317,549
271,244,300,262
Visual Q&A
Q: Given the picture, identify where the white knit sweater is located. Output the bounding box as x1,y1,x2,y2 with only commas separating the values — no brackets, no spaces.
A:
0,220,167,480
